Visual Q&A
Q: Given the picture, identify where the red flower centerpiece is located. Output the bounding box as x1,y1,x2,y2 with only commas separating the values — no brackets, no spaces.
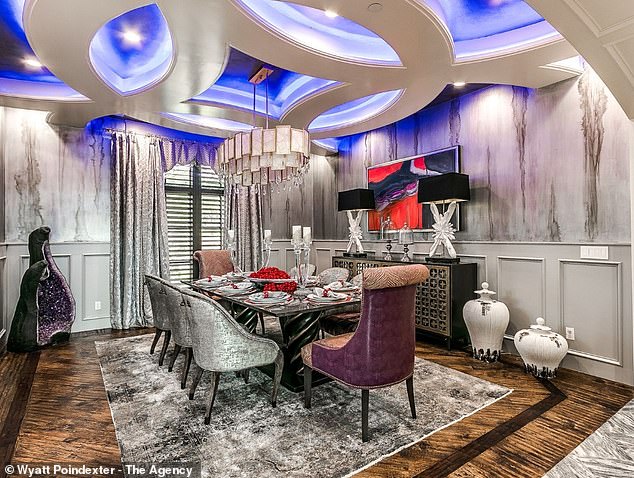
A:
249,267,298,294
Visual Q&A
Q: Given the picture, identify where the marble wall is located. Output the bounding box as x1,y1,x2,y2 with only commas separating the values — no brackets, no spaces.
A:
265,67,632,243
0,108,4,244
1,107,110,243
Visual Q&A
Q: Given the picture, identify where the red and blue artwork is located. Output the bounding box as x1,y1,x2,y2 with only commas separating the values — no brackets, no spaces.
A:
367,146,460,231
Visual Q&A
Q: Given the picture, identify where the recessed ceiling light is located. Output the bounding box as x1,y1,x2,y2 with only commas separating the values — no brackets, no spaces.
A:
23,57,43,68
453,81,466,87
368,3,383,13
324,9,338,18
122,29,142,46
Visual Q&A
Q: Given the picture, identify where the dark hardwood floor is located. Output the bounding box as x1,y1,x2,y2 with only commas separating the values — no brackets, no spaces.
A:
1,329,632,478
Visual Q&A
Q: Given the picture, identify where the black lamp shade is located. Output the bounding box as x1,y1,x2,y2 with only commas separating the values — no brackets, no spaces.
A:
338,188,376,211
417,173,470,204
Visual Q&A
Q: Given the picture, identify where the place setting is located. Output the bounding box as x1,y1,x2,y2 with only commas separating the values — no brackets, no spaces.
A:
306,287,354,305
193,275,228,289
244,291,294,307
322,280,360,293
215,281,257,296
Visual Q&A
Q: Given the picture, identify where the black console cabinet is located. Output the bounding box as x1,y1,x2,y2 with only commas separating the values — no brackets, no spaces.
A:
332,256,477,349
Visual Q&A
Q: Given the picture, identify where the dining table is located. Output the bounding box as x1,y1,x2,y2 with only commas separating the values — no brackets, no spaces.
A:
186,279,362,392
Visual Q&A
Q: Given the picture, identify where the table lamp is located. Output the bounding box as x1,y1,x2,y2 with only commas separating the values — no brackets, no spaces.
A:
417,173,470,263
338,188,375,258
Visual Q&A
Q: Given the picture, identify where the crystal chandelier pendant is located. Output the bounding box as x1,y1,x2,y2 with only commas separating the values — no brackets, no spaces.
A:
216,65,310,187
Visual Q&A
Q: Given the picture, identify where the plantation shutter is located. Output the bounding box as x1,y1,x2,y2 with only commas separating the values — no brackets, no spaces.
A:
165,164,224,282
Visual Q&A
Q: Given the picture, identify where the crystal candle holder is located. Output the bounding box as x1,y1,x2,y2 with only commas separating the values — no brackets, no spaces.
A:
398,222,414,262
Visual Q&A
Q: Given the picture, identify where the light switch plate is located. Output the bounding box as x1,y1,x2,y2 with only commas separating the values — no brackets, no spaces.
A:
95,301,102,311
580,246,608,260
565,327,575,341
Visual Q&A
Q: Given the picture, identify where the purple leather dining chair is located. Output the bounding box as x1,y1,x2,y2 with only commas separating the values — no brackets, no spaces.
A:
301,264,430,442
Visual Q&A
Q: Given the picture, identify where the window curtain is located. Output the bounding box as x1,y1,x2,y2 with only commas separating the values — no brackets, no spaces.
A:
225,183,263,271
110,131,217,329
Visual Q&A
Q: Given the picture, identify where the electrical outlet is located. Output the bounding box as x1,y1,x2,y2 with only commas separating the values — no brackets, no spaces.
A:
565,327,575,341
95,301,102,311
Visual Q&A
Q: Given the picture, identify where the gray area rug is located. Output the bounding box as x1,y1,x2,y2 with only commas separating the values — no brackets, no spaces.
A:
96,334,511,478
543,399,634,478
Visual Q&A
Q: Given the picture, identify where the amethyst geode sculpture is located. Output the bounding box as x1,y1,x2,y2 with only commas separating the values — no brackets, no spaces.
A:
7,226,76,352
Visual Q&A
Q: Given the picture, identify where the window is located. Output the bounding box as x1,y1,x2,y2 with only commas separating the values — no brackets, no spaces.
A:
165,163,224,281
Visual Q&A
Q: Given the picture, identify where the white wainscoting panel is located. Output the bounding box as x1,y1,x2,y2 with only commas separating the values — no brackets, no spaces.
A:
457,254,488,285
21,254,71,284
315,248,333,274
82,253,111,323
497,256,546,336
0,253,6,344
559,259,623,366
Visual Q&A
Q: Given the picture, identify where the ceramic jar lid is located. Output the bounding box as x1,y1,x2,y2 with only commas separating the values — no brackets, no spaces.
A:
474,282,497,303
527,317,560,337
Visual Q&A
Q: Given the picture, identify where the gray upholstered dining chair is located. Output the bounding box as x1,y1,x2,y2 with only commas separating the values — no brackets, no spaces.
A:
145,275,172,366
179,288,284,424
317,267,350,285
161,280,194,389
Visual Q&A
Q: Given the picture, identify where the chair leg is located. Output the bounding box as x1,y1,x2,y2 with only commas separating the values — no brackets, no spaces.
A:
242,369,251,384
189,365,204,400
362,389,369,442
258,312,266,335
150,329,163,354
158,330,171,366
272,350,284,408
181,348,193,389
168,344,181,372
406,376,416,419
303,365,312,409
204,372,221,424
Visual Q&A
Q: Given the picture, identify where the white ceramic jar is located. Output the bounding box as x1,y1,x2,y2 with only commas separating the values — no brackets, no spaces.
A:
463,282,510,362
514,317,568,379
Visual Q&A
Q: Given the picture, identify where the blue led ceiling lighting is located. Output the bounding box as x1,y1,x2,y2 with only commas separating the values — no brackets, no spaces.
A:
89,4,173,95
308,90,403,132
0,0,84,98
236,0,401,66
311,137,341,152
161,113,254,133
427,0,558,58
190,48,339,119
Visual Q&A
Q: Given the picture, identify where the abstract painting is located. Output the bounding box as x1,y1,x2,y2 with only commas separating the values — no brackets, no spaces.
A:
367,146,460,231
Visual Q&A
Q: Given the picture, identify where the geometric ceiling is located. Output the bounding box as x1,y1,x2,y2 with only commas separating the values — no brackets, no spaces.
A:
2,0,622,147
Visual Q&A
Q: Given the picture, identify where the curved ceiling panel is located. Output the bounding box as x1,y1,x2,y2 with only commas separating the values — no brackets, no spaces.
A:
235,0,402,66
161,113,254,132
433,0,544,41
0,0,85,99
189,48,339,119
89,4,173,95
423,0,559,59
309,89,403,132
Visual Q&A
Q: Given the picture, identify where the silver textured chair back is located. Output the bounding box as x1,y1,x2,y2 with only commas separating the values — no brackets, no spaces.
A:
162,282,192,348
318,267,350,285
160,279,195,388
145,274,172,366
180,288,284,423
145,275,171,331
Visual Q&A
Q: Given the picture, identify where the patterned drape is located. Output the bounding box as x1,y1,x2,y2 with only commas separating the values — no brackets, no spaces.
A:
110,133,171,328
225,183,263,272
110,131,218,329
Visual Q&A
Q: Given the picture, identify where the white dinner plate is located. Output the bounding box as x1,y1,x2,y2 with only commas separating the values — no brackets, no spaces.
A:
247,291,290,304
248,277,296,284
217,283,255,295
307,292,348,302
